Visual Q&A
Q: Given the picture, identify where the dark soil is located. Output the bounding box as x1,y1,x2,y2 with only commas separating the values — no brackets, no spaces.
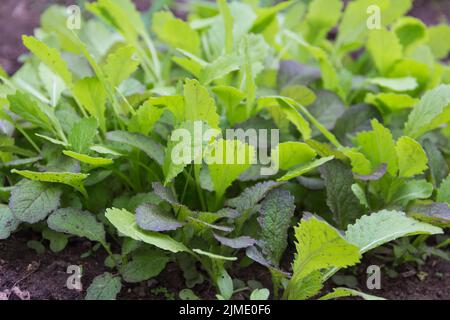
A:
1,234,449,300
0,0,151,74
348,256,450,300
0,0,449,301
0,234,269,300
0,233,107,300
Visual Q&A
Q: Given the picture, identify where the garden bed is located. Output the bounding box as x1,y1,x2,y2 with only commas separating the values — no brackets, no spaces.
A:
1,233,449,300
0,0,450,301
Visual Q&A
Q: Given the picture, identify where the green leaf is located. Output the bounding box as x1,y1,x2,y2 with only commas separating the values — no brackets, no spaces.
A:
0,205,20,240
225,180,284,214
105,208,189,253
163,121,213,184
184,79,220,129
153,11,200,56
122,249,169,283
278,156,334,182
408,203,450,228
212,85,246,126
22,35,73,87
213,234,257,249
251,1,293,34
286,270,323,300
215,265,234,300
9,181,62,224
73,78,107,132
336,0,411,53
68,117,98,154
437,175,450,204
90,145,124,157
286,216,361,300
128,100,164,135
27,240,45,254
8,91,57,133
85,0,146,58
367,28,403,75
404,84,450,138
355,119,398,176
106,131,164,165
179,289,200,300
308,90,345,136
35,134,68,147
206,139,255,200
351,183,369,209
368,77,418,91
272,142,317,171
283,32,341,99
103,45,139,88
423,139,449,187
42,228,69,253
354,163,387,181
38,64,66,106
345,210,442,254
389,179,433,207
217,0,234,54
135,203,184,232
200,55,241,85
319,160,366,228
281,85,317,107
334,104,382,146
303,0,343,41
320,288,385,300
85,273,122,300
149,95,184,123
47,208,106,243
365,92,419,114
427,24,450,59
395,136,428,178
258,188,295,265
260,96,312,139
393,17,427,52
293,216,361,277
11,169,88,197
63,150,113,166
40,5,81,54
250,288,270,300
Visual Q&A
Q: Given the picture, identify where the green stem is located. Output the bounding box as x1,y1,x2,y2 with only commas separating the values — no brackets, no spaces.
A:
113,168,136,191
194,164,207,211
141,33,162,83
14,124,40,153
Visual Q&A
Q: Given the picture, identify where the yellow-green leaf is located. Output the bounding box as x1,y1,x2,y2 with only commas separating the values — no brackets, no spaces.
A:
272,142,317,171
11,169,88,197
184,79,220,129
103,45,140,88
22,35,73,88
395,136,428,178
152,11,200,56
367,28,403,75
73,77,107,132
206,139,255,200
355,119,398,176
105,208,189,253
63,150,113,166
